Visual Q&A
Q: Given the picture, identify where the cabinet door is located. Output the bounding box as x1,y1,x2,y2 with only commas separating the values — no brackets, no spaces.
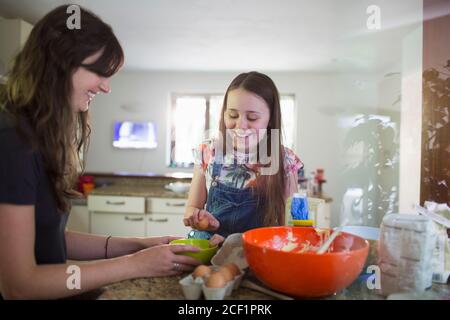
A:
67,205,90,233
91,212,145,237
146,213,190,237
88,195,145,213
147,198,187,214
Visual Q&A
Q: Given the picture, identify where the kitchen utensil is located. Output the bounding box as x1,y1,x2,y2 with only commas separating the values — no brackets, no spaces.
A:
241,279,294,300
170,239,218,264
316,219,349,254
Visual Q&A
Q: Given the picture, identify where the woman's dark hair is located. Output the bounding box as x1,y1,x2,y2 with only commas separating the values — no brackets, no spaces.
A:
0,5,124,212
219,71,287,226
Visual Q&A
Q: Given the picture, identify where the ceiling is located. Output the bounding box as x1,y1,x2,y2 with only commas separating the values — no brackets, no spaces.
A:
0,0,425,72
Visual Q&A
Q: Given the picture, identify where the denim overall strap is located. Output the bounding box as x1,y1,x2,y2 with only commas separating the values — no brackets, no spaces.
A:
188,162,263,240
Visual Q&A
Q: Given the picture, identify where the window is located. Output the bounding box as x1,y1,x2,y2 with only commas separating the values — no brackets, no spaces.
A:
169,94,296,167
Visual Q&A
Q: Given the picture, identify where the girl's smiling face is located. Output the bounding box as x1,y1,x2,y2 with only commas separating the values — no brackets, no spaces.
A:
224,88,271,151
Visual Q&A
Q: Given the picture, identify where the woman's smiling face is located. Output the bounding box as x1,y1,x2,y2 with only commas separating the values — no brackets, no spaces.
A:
70,50,112,113
224,87,271,151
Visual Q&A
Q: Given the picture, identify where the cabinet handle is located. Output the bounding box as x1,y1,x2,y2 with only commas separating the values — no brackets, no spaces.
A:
124,216,143,222
106,201,126,205
148,218,169,223
165,202,185,207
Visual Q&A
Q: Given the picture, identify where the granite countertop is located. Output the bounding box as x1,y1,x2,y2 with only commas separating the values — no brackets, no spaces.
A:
91,272,449,300
89,240,450,300
89,184,188,199
95,276,273,300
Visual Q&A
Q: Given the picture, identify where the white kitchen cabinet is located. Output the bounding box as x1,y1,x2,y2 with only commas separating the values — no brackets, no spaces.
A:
67,205,90,233
88,195,146,237
146,197,190,237
88,195,189,237
88,195,146,214
146,197,187,214
146,213,190,237
91,212,145,237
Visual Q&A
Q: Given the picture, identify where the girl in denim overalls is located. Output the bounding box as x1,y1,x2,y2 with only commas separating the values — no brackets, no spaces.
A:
183,72,302,243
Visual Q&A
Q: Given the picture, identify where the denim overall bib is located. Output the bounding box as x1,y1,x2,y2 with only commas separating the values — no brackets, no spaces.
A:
188,162,264,239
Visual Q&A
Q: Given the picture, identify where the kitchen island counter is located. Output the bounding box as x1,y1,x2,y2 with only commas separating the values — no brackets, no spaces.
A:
90,273,449,300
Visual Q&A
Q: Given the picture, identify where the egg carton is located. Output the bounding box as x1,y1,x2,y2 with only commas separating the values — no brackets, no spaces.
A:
211,233,249,270
179,265,245,300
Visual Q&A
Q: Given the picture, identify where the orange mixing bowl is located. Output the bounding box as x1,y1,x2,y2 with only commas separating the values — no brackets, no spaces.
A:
242,226,369,298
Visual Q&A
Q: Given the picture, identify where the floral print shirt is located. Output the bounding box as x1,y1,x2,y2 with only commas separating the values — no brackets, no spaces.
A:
195,139,303,192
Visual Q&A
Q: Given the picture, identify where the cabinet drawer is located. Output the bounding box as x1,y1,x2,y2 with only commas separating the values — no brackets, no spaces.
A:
147,198,187,214
91,212,145,237
146,213,190,237
88,195,145,213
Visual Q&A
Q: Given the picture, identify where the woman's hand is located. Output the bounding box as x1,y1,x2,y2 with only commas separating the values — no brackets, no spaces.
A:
131,244,202,278
136,236,183,249
183,208,220,231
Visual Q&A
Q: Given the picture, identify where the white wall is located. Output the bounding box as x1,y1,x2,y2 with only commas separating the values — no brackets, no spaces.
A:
86,71,378,226
0,18,32,76
399,26,423,213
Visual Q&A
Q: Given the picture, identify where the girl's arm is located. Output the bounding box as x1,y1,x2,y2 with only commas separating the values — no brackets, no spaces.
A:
65,231,181,260
184,165,207,223
0,204,201,299
183,165,219,230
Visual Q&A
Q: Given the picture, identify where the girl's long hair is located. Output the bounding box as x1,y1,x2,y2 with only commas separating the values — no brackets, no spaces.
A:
0,5,124,213
218,71,286,226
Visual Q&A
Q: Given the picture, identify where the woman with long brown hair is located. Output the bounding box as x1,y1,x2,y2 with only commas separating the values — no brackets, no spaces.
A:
184,71,303,239
0,5,200,299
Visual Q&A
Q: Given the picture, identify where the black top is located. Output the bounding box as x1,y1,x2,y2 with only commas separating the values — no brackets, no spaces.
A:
0,111,68,265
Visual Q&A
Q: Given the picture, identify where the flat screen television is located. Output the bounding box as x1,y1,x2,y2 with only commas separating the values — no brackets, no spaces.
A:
113,121,157,149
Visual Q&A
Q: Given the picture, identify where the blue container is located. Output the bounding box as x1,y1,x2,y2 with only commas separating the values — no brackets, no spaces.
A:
291,193,309,220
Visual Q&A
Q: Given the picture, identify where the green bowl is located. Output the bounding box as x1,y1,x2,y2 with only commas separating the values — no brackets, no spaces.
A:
169,239,218,264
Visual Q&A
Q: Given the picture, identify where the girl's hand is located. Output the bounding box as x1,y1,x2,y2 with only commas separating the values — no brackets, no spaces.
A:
131,244,202,278
183,208,220,231
209,234,225,247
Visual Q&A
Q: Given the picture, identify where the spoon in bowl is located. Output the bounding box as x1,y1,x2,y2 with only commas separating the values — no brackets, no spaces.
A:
316,218,349,254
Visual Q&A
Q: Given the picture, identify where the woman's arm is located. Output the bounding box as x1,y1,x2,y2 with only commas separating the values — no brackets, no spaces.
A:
0,204,201,299
65,231,181,260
